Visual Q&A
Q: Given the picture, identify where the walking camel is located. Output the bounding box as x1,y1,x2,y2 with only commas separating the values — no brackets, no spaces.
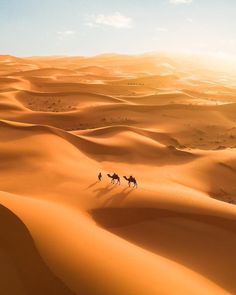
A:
123,175,138,188
107,173,120,185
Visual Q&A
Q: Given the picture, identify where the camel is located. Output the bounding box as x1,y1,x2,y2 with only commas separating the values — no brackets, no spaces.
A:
107,173,120,185
123,176,137,188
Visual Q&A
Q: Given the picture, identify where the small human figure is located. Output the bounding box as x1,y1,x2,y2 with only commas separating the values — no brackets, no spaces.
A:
98,172,102,181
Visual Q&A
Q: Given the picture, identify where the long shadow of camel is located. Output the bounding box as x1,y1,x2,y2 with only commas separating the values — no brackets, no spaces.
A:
84,181,99,190
103,187,133,207
93,183,116,198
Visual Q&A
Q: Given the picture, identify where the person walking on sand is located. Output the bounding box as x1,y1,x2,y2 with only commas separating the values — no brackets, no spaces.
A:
98,172,102,181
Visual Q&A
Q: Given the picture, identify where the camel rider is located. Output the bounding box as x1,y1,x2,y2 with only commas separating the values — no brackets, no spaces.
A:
98,172,102,181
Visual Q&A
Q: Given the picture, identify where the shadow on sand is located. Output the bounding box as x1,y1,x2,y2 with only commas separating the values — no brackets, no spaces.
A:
93,183,116,198
103,187,133,206
84,181,99,190
87,181,135,204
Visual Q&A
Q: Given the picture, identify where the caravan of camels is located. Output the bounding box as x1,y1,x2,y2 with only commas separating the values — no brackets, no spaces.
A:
99,173,138,188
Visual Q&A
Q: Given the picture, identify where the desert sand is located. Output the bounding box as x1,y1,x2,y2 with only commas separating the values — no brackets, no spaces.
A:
0,53,236,294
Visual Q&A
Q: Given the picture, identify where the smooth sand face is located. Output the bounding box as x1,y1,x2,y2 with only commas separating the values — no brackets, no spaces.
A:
0,53,236,295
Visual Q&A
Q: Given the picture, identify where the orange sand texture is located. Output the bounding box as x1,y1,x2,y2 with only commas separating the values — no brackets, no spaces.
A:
0,53,236,295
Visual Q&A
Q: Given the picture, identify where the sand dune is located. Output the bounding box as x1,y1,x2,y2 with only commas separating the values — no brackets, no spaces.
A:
76,125,182,147
76,65,113,76
118,91,196,105
0,204,75,295
9,67,78,77
0,53,236,295
15,89,125,111
92,207,236,294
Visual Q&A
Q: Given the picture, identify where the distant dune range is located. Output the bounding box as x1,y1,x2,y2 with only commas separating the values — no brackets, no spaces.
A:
0,53,236,295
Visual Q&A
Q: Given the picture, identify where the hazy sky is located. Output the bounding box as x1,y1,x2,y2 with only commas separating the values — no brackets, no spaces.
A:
0,0,236,56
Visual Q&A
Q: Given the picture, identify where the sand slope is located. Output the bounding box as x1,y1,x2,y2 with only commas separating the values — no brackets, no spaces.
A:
0,204,75,295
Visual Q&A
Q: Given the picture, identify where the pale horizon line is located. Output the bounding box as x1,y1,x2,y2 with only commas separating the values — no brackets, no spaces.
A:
1,50,236,61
